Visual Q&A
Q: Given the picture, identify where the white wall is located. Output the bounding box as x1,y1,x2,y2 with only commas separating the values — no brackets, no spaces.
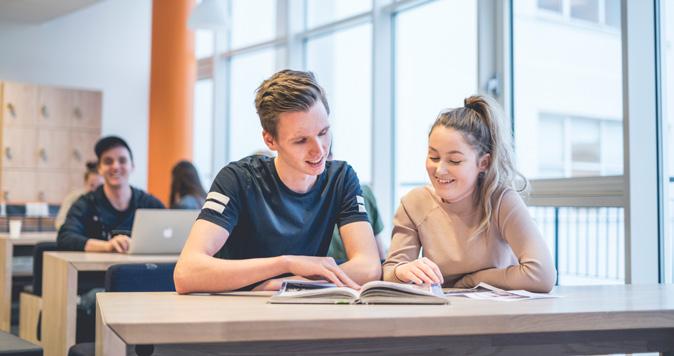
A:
0,0,153,188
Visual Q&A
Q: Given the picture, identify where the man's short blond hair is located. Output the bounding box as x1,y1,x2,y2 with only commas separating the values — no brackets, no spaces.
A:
254,70,330,138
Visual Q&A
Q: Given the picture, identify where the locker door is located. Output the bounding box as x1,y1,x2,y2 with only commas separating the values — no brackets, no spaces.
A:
1,82,37,128
1,169,36,202
1,127,37,168
71,91,102,130
36,129,70,169
37,86,70,128
36,171,70,203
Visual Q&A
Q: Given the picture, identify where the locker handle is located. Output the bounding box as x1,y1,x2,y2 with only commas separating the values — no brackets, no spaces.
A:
38,191,45,201
3,191,8,201
72,149,82,161
39,148,47,162
6,103,16,118
73,107,82,119
4,147,12,160
41,105,49,119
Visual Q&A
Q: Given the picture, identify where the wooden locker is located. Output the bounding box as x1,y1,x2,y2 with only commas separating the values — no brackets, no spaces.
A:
0,81,101,204
69,130,100,169
70,90,102,130
1,127,37,169
36,128,70,169
37,86,70,128
36,171,70,203
1,170,36,202
0,82,37,128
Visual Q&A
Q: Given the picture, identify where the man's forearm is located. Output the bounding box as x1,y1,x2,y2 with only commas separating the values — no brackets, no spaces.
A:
174,254,290,294
339,256,382,285
84,238,110,252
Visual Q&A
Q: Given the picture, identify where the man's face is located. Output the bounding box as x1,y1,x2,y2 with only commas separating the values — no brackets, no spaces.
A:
97,146,133,189
264,102,331,179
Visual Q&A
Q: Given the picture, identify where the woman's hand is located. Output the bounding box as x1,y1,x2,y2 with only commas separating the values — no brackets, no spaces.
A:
394,257,444,285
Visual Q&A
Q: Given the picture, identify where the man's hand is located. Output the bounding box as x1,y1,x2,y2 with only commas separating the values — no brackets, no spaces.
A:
394,257,444,285
252,276,329,291
284,256,360,289
107,234,130,253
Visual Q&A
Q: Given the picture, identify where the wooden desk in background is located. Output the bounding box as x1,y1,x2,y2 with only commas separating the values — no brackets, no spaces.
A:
41,251,178,356
0,232,56,332
96,285,674,356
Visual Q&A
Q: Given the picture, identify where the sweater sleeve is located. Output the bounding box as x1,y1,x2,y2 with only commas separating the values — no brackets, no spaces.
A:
382,199,422,283
455,190,556,292
54,189,85,230
56,195,91,251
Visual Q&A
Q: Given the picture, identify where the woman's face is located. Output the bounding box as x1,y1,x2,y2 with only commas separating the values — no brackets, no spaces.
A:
85,173,103,192
426,126,489,203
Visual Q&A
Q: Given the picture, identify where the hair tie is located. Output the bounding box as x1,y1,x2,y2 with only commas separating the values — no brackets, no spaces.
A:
464,100,480,112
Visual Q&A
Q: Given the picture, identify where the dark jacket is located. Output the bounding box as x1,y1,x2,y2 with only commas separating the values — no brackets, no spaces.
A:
57,186,165,251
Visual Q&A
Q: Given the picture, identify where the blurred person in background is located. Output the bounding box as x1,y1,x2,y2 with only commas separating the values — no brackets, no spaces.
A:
55,161,103,230
170,160,207,209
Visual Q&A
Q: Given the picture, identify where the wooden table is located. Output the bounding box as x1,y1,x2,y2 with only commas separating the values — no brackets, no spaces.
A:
0,232,56,332
41,252,178,356
95,284,674,356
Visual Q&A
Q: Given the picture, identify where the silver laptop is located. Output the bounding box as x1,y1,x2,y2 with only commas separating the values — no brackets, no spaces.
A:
127,209,199,255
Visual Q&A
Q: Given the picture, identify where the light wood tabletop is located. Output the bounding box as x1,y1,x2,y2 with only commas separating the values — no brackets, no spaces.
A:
95,284,674,356
0,232,56,332
41,251,179,356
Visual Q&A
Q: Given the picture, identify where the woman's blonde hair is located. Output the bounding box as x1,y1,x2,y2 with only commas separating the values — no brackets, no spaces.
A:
429,95,527,235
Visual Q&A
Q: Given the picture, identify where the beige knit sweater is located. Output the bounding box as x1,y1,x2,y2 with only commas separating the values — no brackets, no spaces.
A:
382,186,556,293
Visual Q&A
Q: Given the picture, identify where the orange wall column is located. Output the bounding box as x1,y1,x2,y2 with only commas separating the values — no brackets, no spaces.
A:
148,0,196,206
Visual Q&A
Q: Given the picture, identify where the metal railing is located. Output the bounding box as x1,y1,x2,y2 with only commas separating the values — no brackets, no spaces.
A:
399,179,627,285
530,206,624,285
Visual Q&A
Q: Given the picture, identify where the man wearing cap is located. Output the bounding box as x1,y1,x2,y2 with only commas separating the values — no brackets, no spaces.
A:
57,136,164,253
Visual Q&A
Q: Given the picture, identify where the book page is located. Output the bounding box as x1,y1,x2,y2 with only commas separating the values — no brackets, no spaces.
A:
444,282,559,302
360,280,444,297
270,280,359,301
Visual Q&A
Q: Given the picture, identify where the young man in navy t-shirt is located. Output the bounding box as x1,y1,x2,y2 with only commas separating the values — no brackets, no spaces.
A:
174,70,381,293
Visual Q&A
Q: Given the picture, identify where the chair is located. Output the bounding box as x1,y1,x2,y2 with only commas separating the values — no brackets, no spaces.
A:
105,263,176,292
18,241,57,344
68,263,176,356
0,330,42,356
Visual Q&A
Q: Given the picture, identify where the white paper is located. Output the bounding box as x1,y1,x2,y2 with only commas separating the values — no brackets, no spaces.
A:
444,282,560,302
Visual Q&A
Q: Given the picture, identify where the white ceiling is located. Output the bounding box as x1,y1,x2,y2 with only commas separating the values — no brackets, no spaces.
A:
0,0,102,24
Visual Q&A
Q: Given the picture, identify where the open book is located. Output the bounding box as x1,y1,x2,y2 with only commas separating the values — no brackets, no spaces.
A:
269,280,448,305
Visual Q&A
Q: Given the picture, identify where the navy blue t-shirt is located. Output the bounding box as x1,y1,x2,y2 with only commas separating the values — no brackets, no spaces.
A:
198,155,369,260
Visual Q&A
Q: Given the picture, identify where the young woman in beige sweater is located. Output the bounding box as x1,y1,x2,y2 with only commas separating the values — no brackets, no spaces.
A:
383,95,556,293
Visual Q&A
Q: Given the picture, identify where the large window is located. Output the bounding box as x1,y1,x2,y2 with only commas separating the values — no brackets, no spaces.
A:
537,115,622,177
193,79,214,189
191,0,669,286
394,0,478,200
514,0,625,285
513,0,623,180
305,24,373,184
228,50,276,161
229,0,276,48
195,30,214,59
306,0,371,29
